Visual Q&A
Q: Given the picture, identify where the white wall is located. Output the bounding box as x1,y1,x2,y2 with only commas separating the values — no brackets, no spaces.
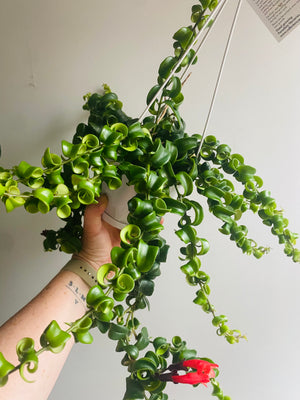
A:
0,1,300,399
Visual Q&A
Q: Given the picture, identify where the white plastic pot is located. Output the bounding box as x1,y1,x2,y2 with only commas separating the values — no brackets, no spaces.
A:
101,176,136,229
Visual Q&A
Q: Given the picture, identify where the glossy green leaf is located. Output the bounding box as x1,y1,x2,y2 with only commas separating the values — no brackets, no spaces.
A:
197,238,210,255
100,125,122,145
76,179,95,204
176,225,197,244
102,165,122,190
111,123,128,140
0,352,15,386
163,76,182,99
120,163,147,184
123,345,139,360
82,134,99,148
128,198,153,218
0,170,11,183
183,199,204,226
40,321,71,354
52,183,69,196
216,144,231,161
61,140,86,159
124,266,141,281
19,351,38,383
33,188,54,204
150,139,171,168
146,85,161,106
74,331,93,344
212,315,228,327
135,327,150,351
203,186,224,203
158,56,177,79
97,263,119,287
149,393,168,400
94,296,115,318
128,121,146,136
180,260,197,276
32,188,54,213
16,161,43,180
108,323,130,341
140,211,163,232
136,240,159,273
24,198,38,214
110,246,126,266
133,357,157,377
209,0,218,10
42,148,62,168
173,27,193,49
164,198,187,216
71,157,89,175
139,279,155,296
95,320,110,334
236,165,256,183
89,150,104,168
211,205,235,223
152,198,169,216
200,0,211,8
16,337,35,361
86,285,105,307
175,171,193,196
180,49,196,67
144,380,167,394
222,153,244,174
123,377,145,400
0,183,5,197
5,196,25,212
118,248,138,270
46,169,64,185
55,197,72,219
120,224,142,245
115,273,135,294
146,172,168,195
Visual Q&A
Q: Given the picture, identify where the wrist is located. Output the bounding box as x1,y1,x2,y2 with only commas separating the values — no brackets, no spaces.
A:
72,253,102,272
61,258,98,288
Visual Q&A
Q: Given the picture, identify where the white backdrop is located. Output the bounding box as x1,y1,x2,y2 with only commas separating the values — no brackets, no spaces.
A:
0,1,300,399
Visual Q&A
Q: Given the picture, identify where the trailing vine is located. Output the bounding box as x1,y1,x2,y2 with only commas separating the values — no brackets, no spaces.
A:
0,1,299,399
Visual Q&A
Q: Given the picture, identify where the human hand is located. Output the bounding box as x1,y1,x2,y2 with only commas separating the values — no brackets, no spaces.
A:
73,195,121,271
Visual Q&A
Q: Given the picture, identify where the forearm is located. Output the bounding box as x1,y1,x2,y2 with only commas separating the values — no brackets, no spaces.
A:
0,268,90,400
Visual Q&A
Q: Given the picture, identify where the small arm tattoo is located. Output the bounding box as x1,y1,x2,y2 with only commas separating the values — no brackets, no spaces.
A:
65,280,87,308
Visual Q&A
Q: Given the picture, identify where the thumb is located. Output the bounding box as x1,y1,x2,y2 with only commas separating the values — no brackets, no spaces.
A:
83,195,108,234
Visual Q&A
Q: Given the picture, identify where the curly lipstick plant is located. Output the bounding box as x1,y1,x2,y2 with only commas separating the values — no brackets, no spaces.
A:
0,1,299,399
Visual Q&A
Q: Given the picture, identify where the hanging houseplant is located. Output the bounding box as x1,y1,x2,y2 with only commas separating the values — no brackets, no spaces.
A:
0,1,299,399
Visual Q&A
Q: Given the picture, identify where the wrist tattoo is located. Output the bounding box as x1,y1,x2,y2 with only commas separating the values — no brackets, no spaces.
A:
65,280,87,308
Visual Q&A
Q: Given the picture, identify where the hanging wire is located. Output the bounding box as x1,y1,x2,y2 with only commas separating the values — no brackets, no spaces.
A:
197,0,243,158
138,0,228,123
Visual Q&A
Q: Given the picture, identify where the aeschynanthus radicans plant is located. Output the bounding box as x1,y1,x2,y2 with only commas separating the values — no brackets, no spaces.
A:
0,1,299,399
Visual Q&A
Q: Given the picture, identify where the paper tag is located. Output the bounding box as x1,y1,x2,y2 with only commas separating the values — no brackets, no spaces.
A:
247,0,300,41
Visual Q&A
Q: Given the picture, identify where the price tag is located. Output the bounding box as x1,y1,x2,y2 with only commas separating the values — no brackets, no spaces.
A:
247,0,300,41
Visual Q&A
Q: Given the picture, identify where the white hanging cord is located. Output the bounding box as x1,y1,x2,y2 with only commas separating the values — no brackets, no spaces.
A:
197,0,243,158
138,0,228,123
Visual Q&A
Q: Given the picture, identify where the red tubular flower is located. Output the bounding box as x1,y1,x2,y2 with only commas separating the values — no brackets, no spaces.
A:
172,359,219,385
